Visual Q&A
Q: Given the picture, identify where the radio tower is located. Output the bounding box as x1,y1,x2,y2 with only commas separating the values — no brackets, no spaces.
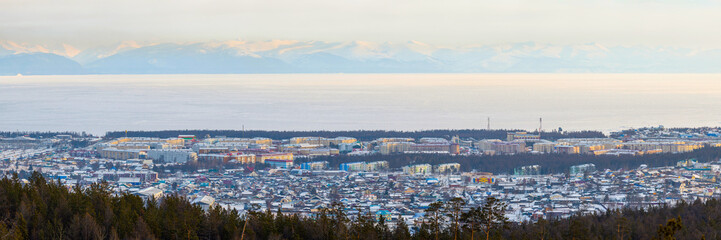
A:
487,117,490,130
539,118,543,132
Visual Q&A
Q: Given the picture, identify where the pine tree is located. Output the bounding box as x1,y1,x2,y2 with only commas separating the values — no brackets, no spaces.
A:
425,201,444,240
479,197,508,240
392,216,411,240
445,197,465,240
655,217,683,240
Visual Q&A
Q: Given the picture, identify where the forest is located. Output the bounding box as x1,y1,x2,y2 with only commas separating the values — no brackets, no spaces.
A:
302,147,721,174
0,171,712,240
102,129,605,141
0,131,85,138
146,147,721,176
148,147,721,175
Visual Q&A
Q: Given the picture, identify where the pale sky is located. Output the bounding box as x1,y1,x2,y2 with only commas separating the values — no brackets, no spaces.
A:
1,0,720,49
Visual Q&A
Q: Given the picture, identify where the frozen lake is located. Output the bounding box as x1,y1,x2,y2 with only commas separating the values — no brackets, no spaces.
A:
1,74,720,135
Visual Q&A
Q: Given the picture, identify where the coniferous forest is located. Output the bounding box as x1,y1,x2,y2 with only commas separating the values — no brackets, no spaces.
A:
303,147,721,174
0,171,720,239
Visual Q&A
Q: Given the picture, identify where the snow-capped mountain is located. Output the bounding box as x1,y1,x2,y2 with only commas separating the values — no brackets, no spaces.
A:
71,41,154,65
0,41,84,75
0,40,81,58
1,40,721,75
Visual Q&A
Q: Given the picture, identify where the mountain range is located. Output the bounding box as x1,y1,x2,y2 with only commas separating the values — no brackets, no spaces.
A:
1,40,720,75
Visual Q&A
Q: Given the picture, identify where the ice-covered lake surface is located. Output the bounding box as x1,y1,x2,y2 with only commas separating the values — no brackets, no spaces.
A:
1,74,720,135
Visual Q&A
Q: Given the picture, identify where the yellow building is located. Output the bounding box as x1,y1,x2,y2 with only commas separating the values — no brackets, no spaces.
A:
533,142,556,153
578,144,608,154
623,141,704,153
256,152,294,164
380,142,413,155
107,138,132,145
289,137,356,146
213,137,273,146
103,137,185,149
555,145,580,154
476,139,502,151
403,164,431,175
375,138,414,143
435,163,461,173
232,154,257,164
99,148,146,160
120,137,184,145
365,161,389,171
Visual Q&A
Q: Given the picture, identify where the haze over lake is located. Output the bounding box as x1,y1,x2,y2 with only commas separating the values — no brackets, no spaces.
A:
1,74,720,135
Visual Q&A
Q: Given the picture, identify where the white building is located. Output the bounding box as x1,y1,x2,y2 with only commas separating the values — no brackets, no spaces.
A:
146,149,197,163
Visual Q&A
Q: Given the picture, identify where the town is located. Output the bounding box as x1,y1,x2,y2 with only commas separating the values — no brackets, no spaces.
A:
2,127,721,230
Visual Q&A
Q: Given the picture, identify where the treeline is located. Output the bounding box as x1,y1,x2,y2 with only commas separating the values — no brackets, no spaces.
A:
104,129,605,141
506,199,717,240
0,172,244,239
303,147,721,174
240,198,707,240
0,172,711,240
0,172,500,240
0,131,84,138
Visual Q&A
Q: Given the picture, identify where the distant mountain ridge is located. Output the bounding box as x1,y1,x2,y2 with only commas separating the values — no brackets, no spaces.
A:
1,40,721,75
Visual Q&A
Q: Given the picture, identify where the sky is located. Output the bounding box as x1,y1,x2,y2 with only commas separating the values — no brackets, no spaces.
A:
1,0,720,49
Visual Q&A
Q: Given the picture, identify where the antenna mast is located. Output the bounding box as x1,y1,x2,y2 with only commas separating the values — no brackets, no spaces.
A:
539,118,543,132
